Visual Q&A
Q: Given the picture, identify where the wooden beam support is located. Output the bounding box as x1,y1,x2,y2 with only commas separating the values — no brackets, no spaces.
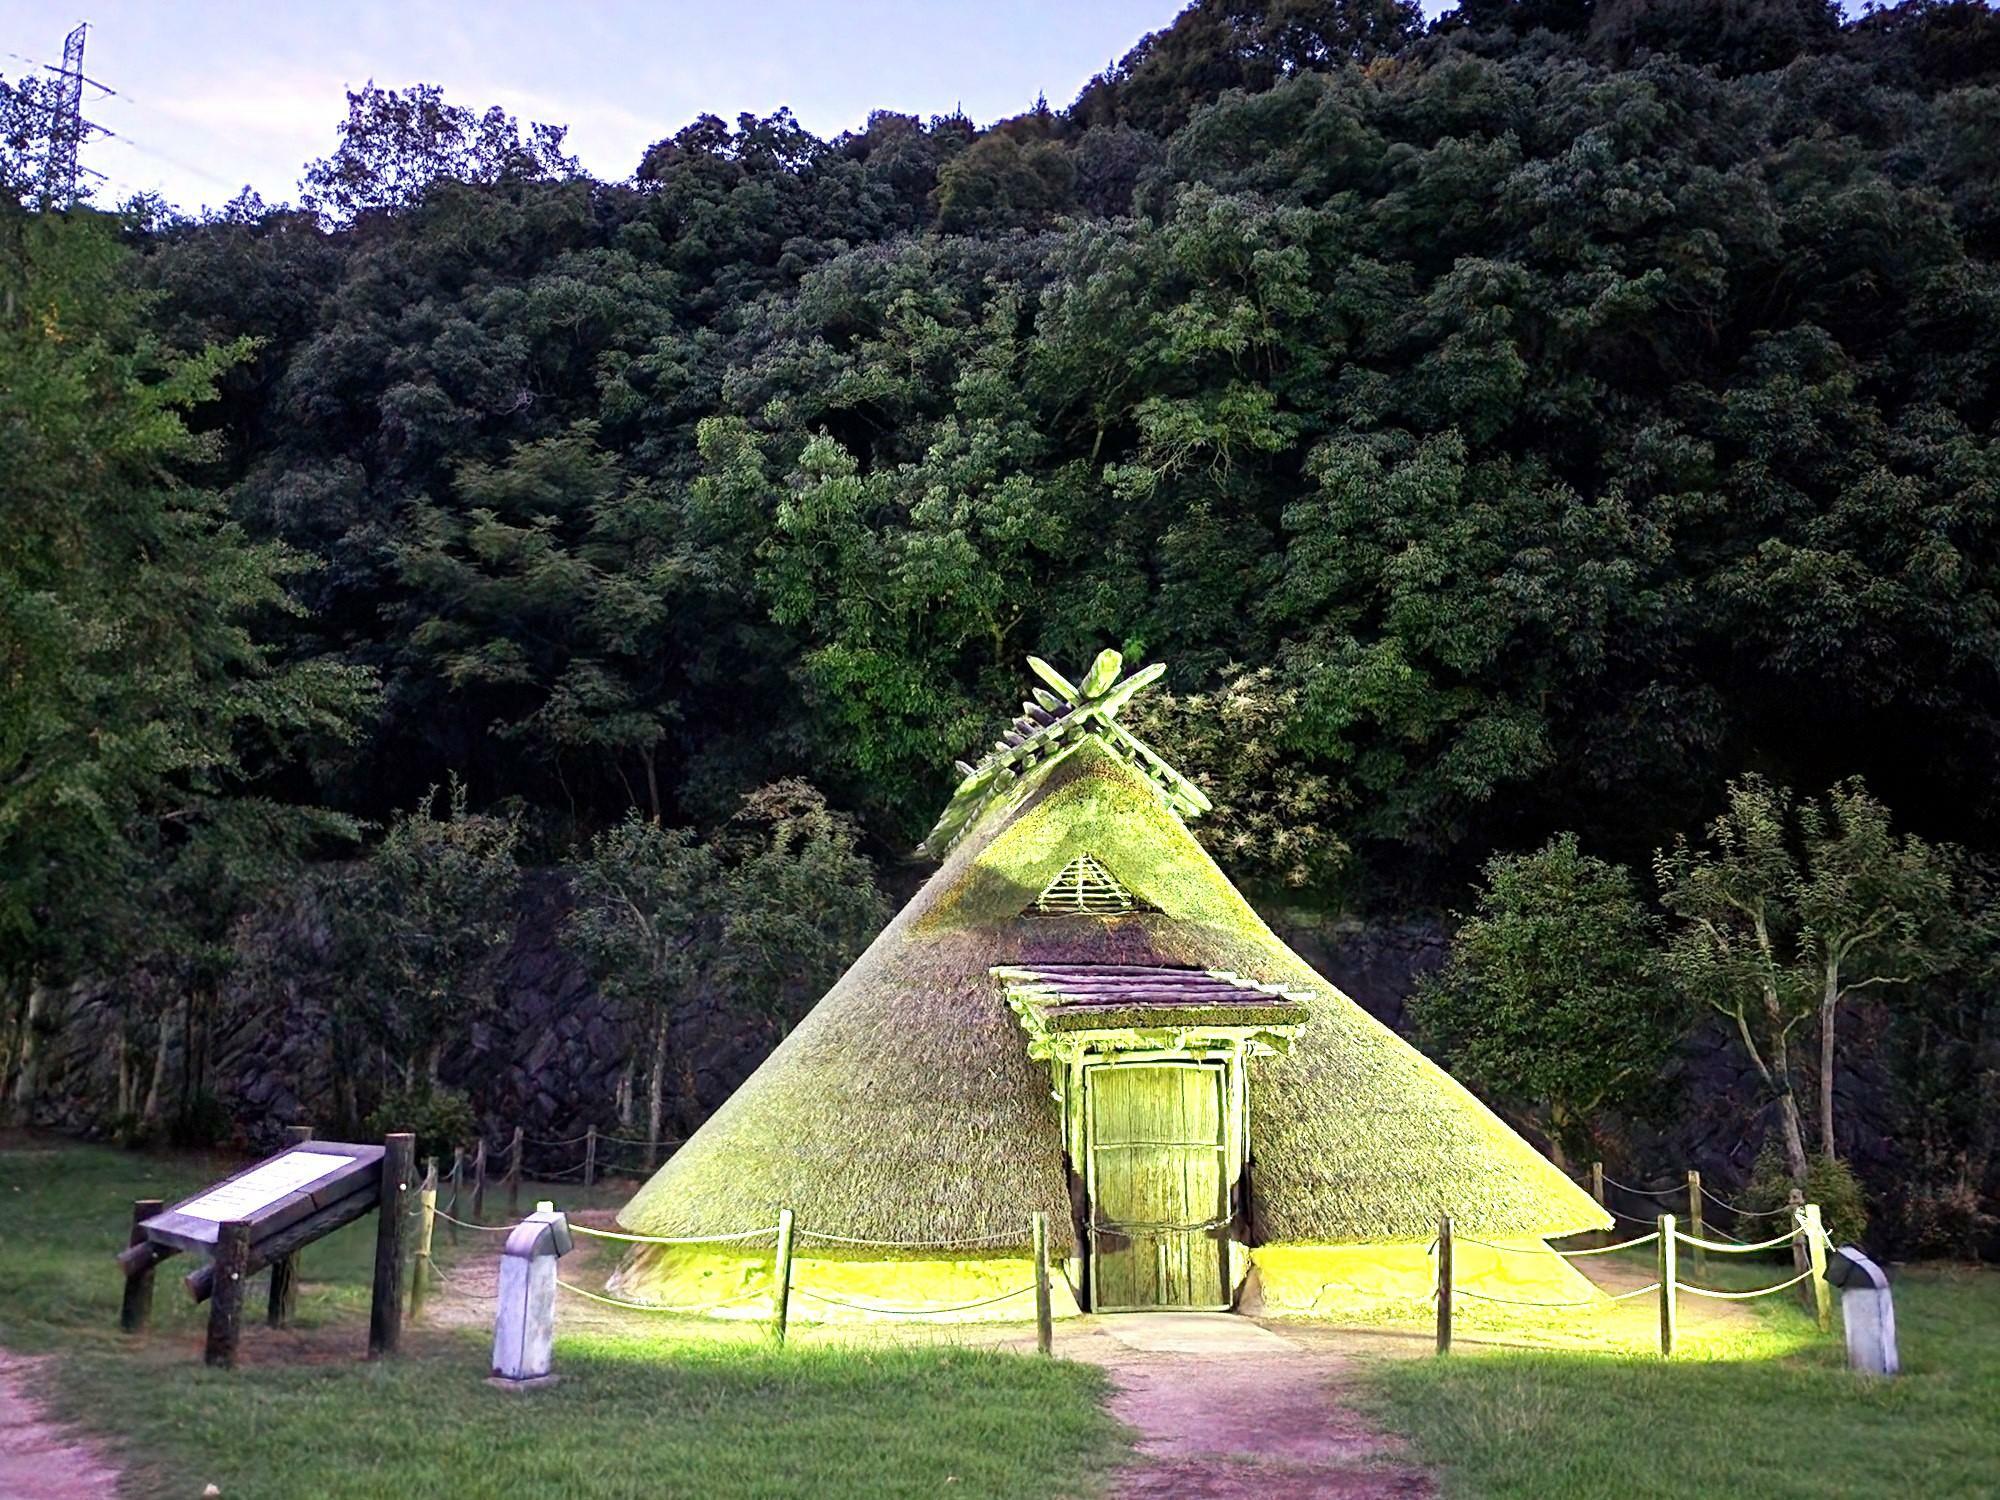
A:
1435,1214,1453,1355
120,1197,164,1334
1658,1213,1677,1359
266,1123,314,1328
368,1133,417,1359
185,1179,382,1303
1033,1211,1052,1357
204,1220,251,1369
772,1208,795,1346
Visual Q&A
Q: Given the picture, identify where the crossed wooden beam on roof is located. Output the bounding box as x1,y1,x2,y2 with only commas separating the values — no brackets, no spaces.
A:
917,650,1213,859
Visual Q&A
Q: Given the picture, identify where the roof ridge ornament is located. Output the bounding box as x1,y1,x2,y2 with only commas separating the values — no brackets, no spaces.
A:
917,650,1213,861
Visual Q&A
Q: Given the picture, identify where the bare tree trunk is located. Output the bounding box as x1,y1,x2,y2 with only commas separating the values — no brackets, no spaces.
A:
1768,1028,1811,1180
646,1011,668,1162
1731,988,1810,1181
141,1009,172,1125
641,744,662,824
114,1025,133,1124
0,968,27,1115
1818,959,1840,1159
8,981,47,1121
615,1056,634,1128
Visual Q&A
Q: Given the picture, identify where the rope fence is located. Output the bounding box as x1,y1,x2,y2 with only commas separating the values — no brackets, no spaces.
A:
433,1196,1062,1364
1431,1201,1836,1359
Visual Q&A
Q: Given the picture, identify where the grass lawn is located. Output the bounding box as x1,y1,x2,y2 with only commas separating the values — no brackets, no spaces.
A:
1356,1251,2000,1499
0,1138,1126,1500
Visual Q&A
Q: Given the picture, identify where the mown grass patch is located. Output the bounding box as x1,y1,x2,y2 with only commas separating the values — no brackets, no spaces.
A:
0,1138,1125,1500
1355,1256,1998,1500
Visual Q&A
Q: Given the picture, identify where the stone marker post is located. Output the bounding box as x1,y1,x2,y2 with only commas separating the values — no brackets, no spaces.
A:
1825,1246,1899,1376
490,1201,573,1389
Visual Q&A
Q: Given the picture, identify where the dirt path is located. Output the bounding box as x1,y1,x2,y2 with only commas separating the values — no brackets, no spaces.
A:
0,1351,122,1499
1064,1315,1434,1500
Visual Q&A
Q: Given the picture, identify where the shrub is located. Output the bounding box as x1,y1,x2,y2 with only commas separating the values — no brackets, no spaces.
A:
1900,1153,1999,1260
1739,1143,1870,1245
364,1083,476,1166
169,1089,232,1149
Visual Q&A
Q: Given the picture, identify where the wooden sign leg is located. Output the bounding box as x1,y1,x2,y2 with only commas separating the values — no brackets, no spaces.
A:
369,1133,417,1359
120,1197,164,1334
267,1124,314,1328
205,1220,252,1368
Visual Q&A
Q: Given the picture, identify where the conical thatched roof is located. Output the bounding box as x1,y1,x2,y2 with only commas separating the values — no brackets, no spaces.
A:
619,658,1608,1249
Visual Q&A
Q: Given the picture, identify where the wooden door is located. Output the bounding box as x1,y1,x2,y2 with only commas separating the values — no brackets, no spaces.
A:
1086,1061,1230,1311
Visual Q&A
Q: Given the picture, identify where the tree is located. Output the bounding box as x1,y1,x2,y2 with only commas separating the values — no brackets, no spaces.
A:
1655,775,1956,1175
1411,833,1682,1164
565,782,885,1154
299,83,579,221
331,779,522,1086
565,813,721,1156
1655,778,1819,1178
1793,778,1955,1157
0,205,372,1116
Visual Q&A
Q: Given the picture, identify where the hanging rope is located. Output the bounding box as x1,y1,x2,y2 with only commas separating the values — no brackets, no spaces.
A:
797,1227,1029,1249
1601,1174,1684,1199
1451,1281,1661,1309
567,1222,778,1247
1087,1213,1234,1235
432,1208,510,1233
1677,1268,1818,1300
556,1278,770,1315
1452,1232,1661,1259
1698,1183,1793,1216
1674,1225,1801,1254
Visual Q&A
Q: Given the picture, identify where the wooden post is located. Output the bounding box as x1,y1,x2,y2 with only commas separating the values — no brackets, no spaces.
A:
1435,1214,1453,1356
1787,1188,1810,1314
120,1197,163,1334
1657,1213,1677,1359
1803,1203,1832,1333
1590,1161,1606,1247
368,1132,417,1359
772,1208,796,1346
507,1125,523,1216
448,1147,464,1246
266,1123,314,1328
1032,1211,1052,1357
584,1125,597,1189
410,1160,438,1319
472,1137,487,1222
205,1219,252,1369
1686,1169,1706,1281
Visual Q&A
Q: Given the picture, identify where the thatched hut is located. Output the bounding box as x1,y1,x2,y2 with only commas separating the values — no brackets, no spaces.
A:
612,652,1610,1320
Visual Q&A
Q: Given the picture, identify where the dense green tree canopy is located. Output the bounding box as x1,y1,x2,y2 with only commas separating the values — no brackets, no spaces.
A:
9,0,2000,909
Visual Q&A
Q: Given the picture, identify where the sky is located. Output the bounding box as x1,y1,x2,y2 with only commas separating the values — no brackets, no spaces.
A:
0,0,1334,215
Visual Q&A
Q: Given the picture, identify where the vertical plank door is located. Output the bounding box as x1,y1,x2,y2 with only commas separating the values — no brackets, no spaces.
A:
1087,1062,1229,1311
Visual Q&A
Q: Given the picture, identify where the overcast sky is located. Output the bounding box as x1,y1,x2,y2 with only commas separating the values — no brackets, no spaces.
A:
2,0,1351,214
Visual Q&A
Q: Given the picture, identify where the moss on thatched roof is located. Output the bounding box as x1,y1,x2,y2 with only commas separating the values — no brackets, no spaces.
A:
619,724,1608,1251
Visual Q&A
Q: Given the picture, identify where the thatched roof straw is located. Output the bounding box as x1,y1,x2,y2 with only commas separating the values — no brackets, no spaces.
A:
619,734,1607,1255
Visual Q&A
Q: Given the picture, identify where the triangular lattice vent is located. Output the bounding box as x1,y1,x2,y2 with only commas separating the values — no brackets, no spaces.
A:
1032,854,1149,917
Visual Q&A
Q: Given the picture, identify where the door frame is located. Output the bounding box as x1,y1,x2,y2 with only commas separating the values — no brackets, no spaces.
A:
1082,1055,1235,1313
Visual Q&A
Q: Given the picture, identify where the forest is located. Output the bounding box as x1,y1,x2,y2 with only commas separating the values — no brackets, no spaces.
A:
4,0,1998,1253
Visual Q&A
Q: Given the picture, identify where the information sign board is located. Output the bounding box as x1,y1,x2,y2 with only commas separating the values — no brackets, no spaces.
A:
140,1140,384,1254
